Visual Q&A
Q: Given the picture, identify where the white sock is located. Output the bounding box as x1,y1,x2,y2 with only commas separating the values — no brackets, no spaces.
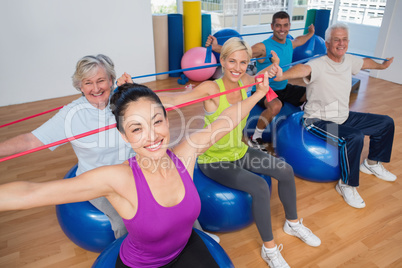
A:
263,245,277,252
253,127,264,140
287,220,300,227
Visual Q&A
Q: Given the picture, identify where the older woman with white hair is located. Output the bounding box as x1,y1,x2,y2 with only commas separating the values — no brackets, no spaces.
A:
0,54,134,238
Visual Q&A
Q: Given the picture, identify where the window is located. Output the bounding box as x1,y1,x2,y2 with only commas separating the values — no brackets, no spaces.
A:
151,0,176,14
336,0,387,26
292,15,305,21
201,0,286,29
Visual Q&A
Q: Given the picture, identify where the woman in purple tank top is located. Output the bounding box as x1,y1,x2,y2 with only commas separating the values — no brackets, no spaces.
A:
0,75,272,267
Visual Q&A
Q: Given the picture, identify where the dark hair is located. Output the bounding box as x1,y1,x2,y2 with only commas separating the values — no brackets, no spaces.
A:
272,11,290,25
110,83,167,133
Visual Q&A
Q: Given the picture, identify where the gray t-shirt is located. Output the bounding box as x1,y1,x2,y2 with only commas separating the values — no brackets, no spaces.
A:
303,54,363,124
32,96,134,176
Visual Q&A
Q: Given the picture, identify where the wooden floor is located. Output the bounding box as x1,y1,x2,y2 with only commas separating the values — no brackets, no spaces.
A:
0,72,401,268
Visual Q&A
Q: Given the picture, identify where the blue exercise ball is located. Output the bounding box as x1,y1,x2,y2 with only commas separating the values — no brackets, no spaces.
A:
194,229,234,268
92,230,234,268
56,164,116,253
193,163,271,232
292,34,327,62
244,101,301,143
92,234,126,268
212,28,242,63
275,112,340,182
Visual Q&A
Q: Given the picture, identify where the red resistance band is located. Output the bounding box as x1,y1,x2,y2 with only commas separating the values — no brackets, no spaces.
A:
0,87,188,129
0,80,272,163
0,106,64,129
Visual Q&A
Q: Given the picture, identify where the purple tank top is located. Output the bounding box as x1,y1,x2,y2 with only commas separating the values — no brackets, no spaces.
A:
119,150,201,267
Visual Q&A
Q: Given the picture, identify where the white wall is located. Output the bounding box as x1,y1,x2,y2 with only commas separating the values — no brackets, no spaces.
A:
371,0,402,84
0,0,156,107
347,23,380,56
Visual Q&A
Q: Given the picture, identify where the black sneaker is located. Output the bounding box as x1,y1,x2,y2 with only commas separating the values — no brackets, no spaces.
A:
248,136,268,152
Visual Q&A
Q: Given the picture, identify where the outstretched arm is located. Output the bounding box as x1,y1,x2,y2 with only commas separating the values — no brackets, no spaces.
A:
116,73,214,108
274,63,312,81
174,72,271,159
362,57,393,70
0,133,44,158
0,165,121,212
158,81,216,108
292,24,315,49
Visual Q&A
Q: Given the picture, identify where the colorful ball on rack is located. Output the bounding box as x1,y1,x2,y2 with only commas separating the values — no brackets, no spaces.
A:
181,47,217,82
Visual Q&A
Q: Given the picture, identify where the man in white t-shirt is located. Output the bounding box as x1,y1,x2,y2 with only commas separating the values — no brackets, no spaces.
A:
275,23,395,209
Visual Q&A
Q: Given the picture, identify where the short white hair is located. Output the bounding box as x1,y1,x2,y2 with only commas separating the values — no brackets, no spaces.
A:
72,54,116,91
325,23,349,42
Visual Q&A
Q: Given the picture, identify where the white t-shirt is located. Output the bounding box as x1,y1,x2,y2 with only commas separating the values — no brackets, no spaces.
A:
32,96,135,176
303,54,364,124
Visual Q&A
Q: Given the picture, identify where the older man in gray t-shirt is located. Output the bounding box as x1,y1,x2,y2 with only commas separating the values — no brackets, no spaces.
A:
275,23,395,209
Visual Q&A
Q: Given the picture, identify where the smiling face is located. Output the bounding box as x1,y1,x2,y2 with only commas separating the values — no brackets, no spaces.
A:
80,67,113,109
271,18,290,43
326,28,349,62
121,98,170,161
221,49,250,83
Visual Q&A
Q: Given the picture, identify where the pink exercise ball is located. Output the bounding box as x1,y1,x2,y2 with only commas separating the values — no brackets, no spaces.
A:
181,47,217,82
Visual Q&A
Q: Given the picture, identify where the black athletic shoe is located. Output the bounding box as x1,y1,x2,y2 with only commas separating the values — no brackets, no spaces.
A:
248,136,268,152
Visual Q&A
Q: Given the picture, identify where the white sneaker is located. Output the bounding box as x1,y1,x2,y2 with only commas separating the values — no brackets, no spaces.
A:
203,231,220,243
335,180,366,208
261,244,290,268
283,219,321,247
359,159,396,182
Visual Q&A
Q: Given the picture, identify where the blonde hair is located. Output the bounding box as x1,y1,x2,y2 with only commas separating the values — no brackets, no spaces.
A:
219,37,252,63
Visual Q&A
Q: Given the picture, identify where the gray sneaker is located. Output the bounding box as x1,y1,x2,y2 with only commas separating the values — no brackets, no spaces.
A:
335,180,366,208
261,244,290,268
360,159,396,182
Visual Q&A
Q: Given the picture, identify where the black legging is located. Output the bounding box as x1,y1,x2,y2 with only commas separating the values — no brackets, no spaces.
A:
199,147,297,242
115,230,219,268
